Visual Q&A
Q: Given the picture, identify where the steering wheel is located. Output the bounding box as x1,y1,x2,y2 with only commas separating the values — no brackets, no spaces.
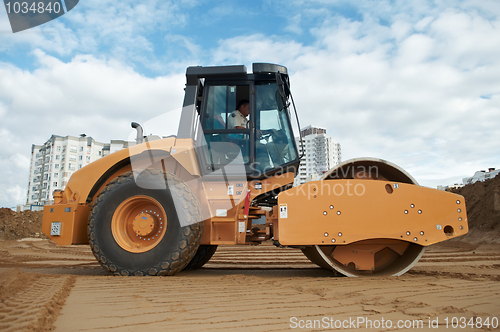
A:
258,129,276,140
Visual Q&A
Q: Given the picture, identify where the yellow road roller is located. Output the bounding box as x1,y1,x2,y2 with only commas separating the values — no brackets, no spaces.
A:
42,63,468,277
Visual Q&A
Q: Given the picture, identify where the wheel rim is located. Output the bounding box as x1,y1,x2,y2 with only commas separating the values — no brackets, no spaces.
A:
111,195,167,253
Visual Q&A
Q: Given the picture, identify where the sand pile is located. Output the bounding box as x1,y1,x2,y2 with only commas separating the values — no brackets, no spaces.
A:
450,173,500,244
0,208,46,241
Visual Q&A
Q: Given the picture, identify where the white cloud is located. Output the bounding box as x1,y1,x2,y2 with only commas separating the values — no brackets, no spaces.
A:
212,34,309,67
211,4,500,188
0,101,6,117
284,14,304,35
0,153,30,208
0,0,195,72
0,51,186,207
0,50,185,138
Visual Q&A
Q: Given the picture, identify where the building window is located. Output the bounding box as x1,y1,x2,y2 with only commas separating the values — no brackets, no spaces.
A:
70,146,77,153
55,164,59,169
80,146,84,152
56,155,60,160
79,155,83,161
78,164,82,169
53,182,57,186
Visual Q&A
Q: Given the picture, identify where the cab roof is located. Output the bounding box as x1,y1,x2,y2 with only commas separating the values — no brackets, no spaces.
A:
186,63,288,85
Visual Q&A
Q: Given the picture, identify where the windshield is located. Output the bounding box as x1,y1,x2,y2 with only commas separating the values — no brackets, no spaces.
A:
254,83,298,172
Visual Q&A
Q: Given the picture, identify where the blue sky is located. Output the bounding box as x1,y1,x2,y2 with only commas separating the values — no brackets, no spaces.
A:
1,0,499,208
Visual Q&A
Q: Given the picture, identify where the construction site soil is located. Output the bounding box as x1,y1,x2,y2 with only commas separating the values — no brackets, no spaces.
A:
0,175,499,331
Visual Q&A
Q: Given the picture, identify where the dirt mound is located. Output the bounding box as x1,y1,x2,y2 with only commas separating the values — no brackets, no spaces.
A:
0,208,47,241
450,173,500,244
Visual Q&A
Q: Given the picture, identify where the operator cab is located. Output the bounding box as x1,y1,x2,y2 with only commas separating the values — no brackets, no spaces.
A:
183,63,300,179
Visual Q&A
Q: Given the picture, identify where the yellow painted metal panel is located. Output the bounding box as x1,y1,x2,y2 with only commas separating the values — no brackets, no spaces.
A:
42,203,90,245
277,180,468,246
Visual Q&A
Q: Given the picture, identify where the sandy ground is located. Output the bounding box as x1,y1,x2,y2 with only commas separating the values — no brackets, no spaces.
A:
0,239,499,331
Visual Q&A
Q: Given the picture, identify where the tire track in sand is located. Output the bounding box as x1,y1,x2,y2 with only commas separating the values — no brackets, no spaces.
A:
0,272,75,331
54,272,500,331
1,240,499,331
53,243,500,332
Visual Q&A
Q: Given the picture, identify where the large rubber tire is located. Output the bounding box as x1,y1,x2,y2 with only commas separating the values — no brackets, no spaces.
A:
185,245,218,270
88,169,203,276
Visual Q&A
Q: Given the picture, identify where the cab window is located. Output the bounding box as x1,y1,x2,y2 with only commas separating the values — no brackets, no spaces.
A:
202,85,250,166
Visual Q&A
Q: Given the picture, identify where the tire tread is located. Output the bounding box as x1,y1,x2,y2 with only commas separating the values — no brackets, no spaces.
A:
88,169,202,276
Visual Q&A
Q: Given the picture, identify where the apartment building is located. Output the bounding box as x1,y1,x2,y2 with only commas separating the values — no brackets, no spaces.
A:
294,126,341,186
26,134,130,206
463,168,499,185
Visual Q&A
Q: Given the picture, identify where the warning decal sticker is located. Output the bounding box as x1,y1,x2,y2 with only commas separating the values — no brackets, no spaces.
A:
280,204,288,218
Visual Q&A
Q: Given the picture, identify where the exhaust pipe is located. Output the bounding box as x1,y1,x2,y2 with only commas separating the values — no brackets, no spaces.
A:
131,122,144,144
